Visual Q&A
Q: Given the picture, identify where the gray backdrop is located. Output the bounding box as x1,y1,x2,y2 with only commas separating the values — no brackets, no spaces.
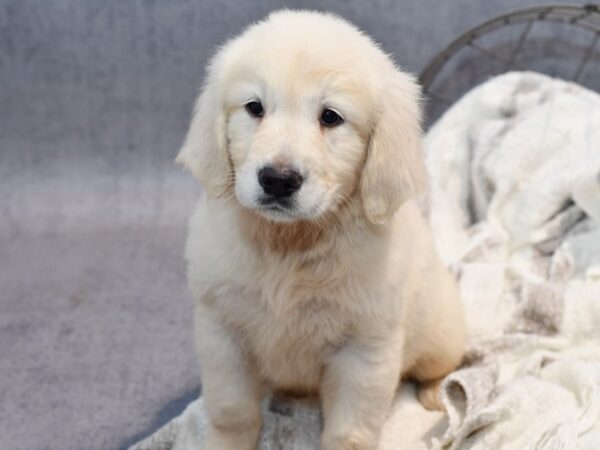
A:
0,1,583,449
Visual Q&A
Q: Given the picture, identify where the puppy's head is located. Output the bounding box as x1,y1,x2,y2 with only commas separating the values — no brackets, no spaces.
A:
177,10,426,225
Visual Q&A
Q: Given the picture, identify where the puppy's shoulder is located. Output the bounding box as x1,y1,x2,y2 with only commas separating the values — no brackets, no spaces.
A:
386,200,438,270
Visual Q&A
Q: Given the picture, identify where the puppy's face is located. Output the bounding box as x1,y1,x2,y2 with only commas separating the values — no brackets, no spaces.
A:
228,61,372,222
178,11,427,225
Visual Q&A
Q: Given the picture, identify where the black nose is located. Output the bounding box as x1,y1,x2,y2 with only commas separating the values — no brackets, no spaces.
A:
258,166,303,198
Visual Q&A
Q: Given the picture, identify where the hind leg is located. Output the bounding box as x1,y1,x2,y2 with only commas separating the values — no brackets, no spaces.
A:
416,378,445,411
409,271,466,410
412,347,464,410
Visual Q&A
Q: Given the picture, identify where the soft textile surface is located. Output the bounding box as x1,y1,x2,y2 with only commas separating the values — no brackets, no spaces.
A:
129,72,600,450
425,71,600,449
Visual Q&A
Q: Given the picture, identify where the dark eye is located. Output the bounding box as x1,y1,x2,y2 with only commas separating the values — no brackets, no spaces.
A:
245,101,264,118
320,108,343,127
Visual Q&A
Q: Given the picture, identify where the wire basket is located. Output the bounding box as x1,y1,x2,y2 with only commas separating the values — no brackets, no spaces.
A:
418,4,600,126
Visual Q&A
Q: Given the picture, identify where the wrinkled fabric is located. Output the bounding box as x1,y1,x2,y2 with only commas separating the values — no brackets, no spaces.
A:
427,72,600,450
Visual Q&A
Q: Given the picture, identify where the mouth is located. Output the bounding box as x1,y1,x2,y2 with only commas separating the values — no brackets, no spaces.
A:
264,204,287,212
257,196,297,220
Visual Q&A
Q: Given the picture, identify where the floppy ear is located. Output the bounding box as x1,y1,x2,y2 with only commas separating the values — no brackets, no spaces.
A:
175,67,231,197
360,70,427,225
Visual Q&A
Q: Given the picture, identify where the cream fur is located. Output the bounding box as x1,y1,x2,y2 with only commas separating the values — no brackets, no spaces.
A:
178,10,466,450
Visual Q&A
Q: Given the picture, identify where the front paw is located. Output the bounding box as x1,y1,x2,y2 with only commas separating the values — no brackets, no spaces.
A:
321,428,379,450
203,423,260,450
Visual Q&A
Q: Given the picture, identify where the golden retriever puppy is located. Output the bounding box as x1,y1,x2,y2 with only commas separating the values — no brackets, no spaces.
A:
177,10,466,450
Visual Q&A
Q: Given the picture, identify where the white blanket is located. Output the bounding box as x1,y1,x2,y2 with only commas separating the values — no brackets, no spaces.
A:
130,72,600,450
425,71,600,450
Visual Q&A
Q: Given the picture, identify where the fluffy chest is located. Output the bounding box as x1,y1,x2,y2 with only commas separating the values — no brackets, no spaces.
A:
188,199,397,388
224,258,362,388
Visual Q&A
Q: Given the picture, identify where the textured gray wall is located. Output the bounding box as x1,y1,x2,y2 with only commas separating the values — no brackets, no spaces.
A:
0,0,584,235
0,1,585,450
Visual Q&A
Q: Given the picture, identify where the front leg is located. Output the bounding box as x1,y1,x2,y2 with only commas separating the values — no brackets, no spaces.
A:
321,335,404,450
196,304,263,450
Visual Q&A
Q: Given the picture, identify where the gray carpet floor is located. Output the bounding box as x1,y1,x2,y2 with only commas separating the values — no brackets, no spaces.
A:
1,197,201,450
